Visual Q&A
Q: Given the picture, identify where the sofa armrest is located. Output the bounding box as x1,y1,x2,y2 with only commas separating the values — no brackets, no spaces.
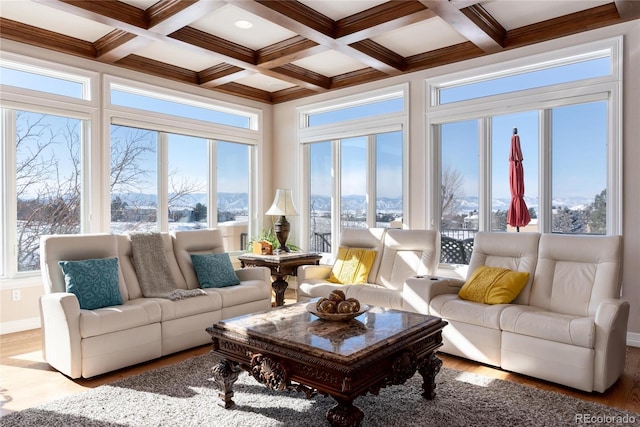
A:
39,292,83,379
297,264,332,281
593,298,630,392
402,276,464,314
235,266,271,284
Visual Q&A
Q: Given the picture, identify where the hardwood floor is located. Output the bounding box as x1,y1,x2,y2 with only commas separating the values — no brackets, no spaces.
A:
2,290,639,417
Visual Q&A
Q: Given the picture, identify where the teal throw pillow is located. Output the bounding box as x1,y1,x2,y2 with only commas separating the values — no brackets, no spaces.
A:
59,258,123,310
191,253,240,288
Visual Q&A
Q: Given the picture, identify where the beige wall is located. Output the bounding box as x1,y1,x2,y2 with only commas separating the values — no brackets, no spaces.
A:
272,21,640,343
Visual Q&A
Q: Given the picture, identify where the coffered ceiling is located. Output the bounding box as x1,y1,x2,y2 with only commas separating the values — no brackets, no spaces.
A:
1,1,638,104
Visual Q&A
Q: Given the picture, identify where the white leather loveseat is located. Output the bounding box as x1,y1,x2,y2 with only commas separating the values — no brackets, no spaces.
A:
406,231,629,392
296,227,440,309
39,229,271,379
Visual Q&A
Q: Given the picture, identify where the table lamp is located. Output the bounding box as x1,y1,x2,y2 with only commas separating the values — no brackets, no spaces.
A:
265,189,298,253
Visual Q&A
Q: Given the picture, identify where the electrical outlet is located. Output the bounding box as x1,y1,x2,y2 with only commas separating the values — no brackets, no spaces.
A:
12,289,21,301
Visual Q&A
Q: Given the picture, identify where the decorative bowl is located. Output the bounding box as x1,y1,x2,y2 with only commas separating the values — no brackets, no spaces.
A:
306,303,369,322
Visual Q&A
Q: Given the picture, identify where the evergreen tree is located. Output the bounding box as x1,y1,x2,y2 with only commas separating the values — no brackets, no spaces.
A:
588,189,606,234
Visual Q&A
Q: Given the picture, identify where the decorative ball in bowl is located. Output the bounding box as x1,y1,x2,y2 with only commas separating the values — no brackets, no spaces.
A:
307,290,368,321
306,303,369,321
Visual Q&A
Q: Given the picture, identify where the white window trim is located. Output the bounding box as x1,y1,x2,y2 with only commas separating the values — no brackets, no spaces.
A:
1,51,98,103
105,75,261,131
425,37,622,236
297,84,409,254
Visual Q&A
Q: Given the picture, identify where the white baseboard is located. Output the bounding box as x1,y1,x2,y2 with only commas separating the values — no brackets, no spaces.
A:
627,332,640,348
0,317,41,335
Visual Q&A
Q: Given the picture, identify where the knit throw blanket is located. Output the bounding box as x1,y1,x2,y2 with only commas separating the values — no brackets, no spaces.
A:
130,232,205,301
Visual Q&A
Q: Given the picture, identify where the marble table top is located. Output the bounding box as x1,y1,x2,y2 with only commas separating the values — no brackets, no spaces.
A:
212,301,443,361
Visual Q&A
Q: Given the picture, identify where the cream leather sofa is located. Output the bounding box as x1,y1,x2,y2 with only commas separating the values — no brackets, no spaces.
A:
296,228,440,309
406,231,629,392
39,229,271,379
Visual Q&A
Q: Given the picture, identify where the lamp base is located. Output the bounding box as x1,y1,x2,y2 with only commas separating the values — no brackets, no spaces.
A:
273,215,291,253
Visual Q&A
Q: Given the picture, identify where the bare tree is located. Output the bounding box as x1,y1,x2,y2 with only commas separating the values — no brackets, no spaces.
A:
15,112,81,271
14,117,205,270
441,163,465,227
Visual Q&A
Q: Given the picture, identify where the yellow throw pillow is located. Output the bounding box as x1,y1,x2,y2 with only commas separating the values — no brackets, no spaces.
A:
327,247,377,284
458,266,529,304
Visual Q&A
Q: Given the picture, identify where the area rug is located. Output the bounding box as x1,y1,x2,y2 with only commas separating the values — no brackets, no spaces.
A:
2,353,637,427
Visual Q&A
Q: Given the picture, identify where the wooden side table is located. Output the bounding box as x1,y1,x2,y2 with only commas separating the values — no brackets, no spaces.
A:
237,252,322,306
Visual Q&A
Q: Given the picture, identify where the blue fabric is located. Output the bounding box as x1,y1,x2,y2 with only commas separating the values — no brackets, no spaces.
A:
59,258,123,310
191,253,240,288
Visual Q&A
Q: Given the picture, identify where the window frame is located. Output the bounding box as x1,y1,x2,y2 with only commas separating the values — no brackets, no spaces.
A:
104,76,262,249
298,84,409,254
425,37,622,238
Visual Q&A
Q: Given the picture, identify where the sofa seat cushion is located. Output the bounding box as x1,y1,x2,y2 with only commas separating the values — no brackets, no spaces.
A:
207,280,271,308
298,280,351,300
152,293,222,322
80,298,162,338
346,284,403,310
430,294,506,330
500,305,595,348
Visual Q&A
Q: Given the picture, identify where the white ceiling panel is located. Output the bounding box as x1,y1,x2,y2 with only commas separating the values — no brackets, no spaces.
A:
190,4,297,51
0,0,113,42
483,0,613,31
134,41,223,72
292,50,368,77
371,17,468,57
118,0,158,10
299,0,388,20
234,74,297,92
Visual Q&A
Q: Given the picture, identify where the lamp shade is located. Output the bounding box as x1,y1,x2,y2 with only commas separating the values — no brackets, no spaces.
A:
265,189,298,216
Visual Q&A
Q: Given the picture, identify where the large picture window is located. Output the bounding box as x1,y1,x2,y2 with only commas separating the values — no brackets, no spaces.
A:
299,85,408,254
429,38,621,265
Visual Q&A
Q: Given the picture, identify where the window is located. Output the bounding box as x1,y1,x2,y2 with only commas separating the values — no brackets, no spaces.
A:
300,85,408,254
111,84,253,129
429,38,621,264
109,124,252,251
106,77,260,252
3,109,86,275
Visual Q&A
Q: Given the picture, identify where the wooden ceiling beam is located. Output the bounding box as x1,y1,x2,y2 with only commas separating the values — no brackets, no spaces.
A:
0,18,95,57
146,0,226,34
198,64,253,88
505,3,622,49
115,54,199,84
418,0,505,53
94,30,152,62
228,0,404,75
336,1,436,43
257,36,327,69
614,0,640,20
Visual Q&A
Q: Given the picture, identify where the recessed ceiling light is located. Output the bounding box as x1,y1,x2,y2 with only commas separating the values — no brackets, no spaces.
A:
234,20,253,29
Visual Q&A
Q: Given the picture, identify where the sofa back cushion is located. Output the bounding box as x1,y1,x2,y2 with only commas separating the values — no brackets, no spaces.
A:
530,234,622,316
40,233,131,302
116,233,188,300
375,229,440,291
172,229,226,289
467,232,540,305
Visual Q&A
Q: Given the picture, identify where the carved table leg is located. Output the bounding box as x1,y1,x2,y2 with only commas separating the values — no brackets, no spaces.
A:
211,359,241,409
418,352,443,400
271,276,288,307
326,398,364,427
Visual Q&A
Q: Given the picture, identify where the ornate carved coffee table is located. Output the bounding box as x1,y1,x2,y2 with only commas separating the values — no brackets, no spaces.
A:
206,302,447,427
